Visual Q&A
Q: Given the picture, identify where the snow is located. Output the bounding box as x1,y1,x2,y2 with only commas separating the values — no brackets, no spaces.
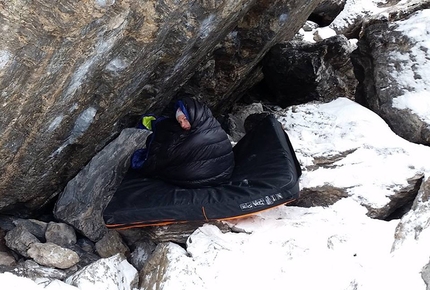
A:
393,91,430,123
390,10,430,124
279,98,430,208
0,255,138,290
2,1,430,290
66,254,137,290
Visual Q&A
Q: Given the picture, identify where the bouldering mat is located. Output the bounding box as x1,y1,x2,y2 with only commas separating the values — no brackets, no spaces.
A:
103,115,302,228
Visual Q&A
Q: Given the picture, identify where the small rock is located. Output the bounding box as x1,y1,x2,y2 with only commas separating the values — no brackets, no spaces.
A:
13,219,48,241
95,230,130,258
66,253,138,290
0,251,16,266
11,259,68,281
27,242,80,269
5,225,40,258
77,237,96,254
129,240,157,271
45,222,77,246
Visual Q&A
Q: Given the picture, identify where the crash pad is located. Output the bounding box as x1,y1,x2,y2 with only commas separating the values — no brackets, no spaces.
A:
103,114,302,228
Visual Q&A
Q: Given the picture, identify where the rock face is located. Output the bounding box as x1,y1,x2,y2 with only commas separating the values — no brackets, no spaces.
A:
54,128,149,241
261,34,357,107
4,225,40,258
0,0,321,217
351,7,430,146
392,176,430,252
311,0,346,26
139,242,182,290
180,0,323,113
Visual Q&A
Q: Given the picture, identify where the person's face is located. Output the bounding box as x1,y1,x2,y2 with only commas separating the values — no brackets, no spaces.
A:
177,115,191,130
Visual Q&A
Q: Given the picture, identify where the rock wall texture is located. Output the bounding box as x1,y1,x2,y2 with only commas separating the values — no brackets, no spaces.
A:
351,4,430,146
0,0,321,216
261,34,357,107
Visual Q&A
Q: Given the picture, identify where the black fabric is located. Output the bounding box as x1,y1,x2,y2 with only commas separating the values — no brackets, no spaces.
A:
104,115,302,228
136,97,234,188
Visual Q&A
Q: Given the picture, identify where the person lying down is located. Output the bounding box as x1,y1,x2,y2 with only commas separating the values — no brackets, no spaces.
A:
131,97,235,188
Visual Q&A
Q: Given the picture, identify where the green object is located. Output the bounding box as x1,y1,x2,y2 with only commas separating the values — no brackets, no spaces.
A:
142,116,156,130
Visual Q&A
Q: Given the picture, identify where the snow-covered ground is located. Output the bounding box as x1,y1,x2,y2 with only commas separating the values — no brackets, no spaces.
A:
153,97,430,290
1,1,430,290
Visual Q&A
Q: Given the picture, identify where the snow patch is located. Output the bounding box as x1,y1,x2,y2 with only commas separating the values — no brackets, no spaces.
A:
389,10,430,124
392,91,430,124
66,254,137,290
315,26,337,40
278,98,430,209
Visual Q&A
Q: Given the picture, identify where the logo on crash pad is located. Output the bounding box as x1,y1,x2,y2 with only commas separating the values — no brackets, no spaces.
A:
239,193,283,210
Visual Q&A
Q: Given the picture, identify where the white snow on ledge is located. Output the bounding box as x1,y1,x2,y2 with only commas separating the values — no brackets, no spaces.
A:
279,98,430,209
390,10,430,124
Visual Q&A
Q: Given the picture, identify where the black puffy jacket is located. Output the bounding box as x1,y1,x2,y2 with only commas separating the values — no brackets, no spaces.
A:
137,97,234,187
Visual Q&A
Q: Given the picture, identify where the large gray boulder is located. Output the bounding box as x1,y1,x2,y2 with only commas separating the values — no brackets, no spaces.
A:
351,6,430,145
54,128,149,242
0,0,321,217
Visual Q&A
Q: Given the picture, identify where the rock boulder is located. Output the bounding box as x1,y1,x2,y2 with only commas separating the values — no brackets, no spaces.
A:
0,0,321,217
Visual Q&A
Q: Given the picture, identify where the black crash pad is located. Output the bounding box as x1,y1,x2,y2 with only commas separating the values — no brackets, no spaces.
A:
103,115,302,228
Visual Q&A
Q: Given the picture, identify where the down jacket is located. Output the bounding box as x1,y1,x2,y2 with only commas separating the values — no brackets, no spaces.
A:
132,97,234,188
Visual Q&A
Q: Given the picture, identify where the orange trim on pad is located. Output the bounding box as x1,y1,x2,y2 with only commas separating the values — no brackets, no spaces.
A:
105,199,296,230
201,206,209,221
